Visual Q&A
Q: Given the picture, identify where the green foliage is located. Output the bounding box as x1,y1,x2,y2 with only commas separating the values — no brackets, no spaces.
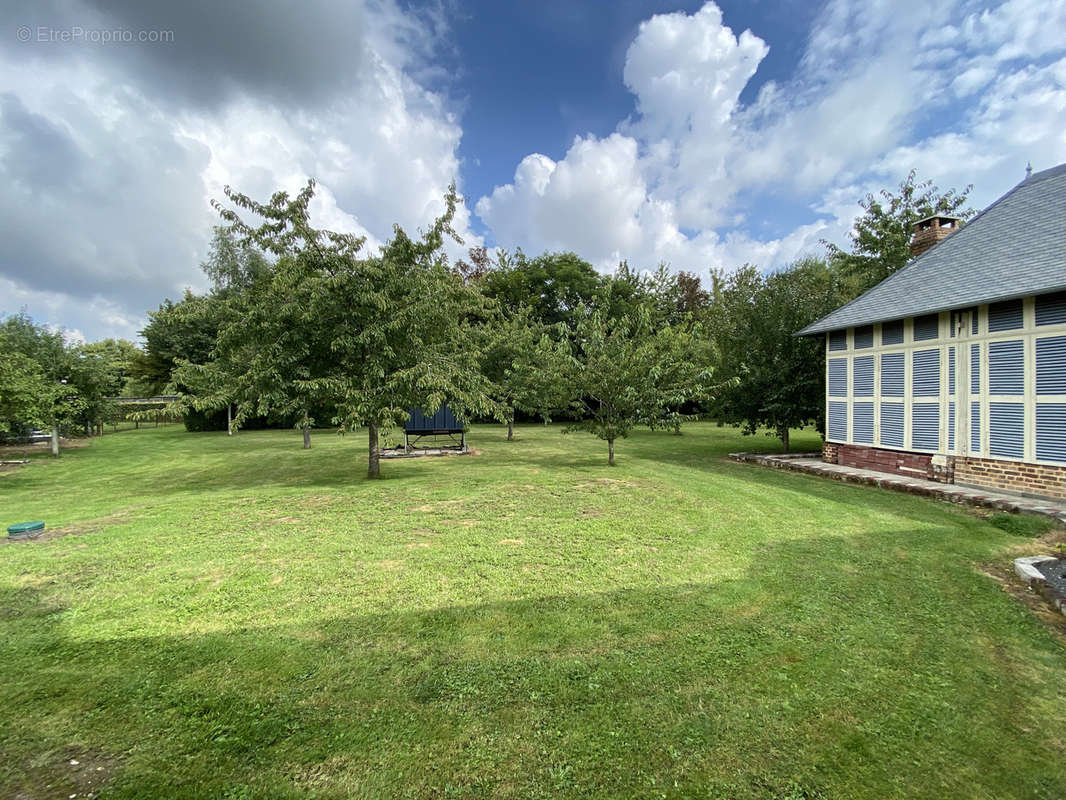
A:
0,313,98,440
826,169,975,291
128,293,227,397
480,250,602,329
478,306,573,433
708,259,849,451
565,306,719,464
0,339,53,433
212,179,501,473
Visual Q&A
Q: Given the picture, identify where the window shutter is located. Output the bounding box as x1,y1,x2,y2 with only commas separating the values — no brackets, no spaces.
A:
1036,335,1066,394
881,352,904,397
970,401,981,454
912,403,940,451
828,401,847,442
948,401,955,451
970,343,980,394
989,402,1025,458
853,402,874,443
912,349,940,397
914,314,939,341
853,356,874,397
1036,291,1066,326
828,331,847,351
854,325,874,349
988,340,1024,395
880,402,904,447
881,320,904,345
828,358,847,396
948,347,956,395
1036,404,1066,463
988,299,1024,331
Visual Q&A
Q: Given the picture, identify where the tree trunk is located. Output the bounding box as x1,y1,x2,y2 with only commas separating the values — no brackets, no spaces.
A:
302,413,311,449
507,414,514,441
780,427,790,453
50,422,60,457
227,403,233,436
608,437,615,466
368,421,380,479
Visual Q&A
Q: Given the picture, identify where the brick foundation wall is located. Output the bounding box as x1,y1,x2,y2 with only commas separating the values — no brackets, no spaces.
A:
822,442,839,463
832,443,937,481
955,457,1066,501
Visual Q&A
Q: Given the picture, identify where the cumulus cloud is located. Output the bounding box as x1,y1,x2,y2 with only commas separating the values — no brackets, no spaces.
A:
0,0,473,340
476,0,1066,278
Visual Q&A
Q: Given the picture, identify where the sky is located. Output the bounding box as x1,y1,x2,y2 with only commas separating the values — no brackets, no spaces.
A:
2,0,1065,342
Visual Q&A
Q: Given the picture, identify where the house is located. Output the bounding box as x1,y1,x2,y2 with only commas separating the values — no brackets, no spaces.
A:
797,163,1066,500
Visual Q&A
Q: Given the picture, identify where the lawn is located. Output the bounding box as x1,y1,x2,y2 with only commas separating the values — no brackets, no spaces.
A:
1,422,1064,799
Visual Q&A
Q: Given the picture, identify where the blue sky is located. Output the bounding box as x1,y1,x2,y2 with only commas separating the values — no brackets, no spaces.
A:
451,0,819,212
2,0,1065,341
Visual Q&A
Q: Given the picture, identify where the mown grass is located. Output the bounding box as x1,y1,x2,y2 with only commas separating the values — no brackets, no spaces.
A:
1,422,1064,799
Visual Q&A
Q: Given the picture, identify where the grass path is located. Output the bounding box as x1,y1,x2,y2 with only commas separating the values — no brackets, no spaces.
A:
1,423,1064,798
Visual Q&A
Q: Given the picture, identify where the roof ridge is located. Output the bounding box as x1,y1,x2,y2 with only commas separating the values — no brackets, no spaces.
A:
796,162,1066,337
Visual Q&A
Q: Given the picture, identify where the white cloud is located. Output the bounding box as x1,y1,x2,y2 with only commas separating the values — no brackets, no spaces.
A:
476,0,1066,280
0,0,477,340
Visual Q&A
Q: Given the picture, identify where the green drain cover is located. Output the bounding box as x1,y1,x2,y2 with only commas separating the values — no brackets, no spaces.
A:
8,521,44,539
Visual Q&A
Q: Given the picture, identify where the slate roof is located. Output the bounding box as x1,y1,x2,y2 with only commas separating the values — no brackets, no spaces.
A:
797,162,1066,336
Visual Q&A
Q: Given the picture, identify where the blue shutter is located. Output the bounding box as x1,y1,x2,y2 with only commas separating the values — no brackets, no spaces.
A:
881,352,904,397
853,402,874,443
881,320,904,345
912,349,940,397
1036,335,1066,394
828,358,847,396
914,314,939,341
948,402,955,451
912,403,940,451
988,340,1024,395
970,401,981,454
854,325,874,349
973,311,979,334
853,356,874,397
948,347,956,395
828,401,847,442
880,402,904,447
1036,404,1066,462
828,331,847,351
989,402,1025,458
988,299,1024,331
1036,291,1066,326
970,343,980,394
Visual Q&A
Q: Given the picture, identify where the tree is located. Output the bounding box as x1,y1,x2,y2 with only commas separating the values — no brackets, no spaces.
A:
72,338,141,434
641,263,711,326
0,340,53,435
176,251,332,448
480,250,602,330
707,258,848,451
826,169,975,291
565,307,718,466
128,292,226,398
0,314,86,454
201,225,271,294
214,179,501,477
478,306,573,440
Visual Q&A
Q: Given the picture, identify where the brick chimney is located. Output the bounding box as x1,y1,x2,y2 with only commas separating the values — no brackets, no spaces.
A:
910,215,962,258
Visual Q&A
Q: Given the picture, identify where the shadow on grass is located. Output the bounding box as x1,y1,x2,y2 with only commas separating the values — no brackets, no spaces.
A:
2,526,1063,799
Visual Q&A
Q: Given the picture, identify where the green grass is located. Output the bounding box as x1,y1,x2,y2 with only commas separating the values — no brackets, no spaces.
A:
1,423,1064,799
